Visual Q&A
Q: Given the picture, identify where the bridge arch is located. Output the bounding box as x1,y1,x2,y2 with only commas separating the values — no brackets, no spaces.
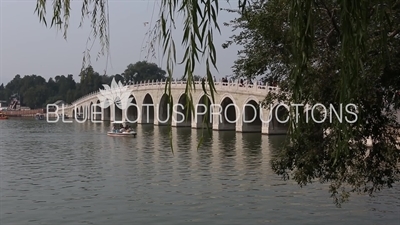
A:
74,105,85,121
80,105,84,119
242,96,262,132
114,101,123,122
85,103,88,119
89,102,93,120
126,94,138,123
103,103,111,121
175,93,192,126
94,100,101,121
218,94,239,131
142,93,154,124
158,93,172,125
268,103,290,134
195,94,213,129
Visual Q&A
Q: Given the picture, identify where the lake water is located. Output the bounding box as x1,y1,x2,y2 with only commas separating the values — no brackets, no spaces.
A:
1,118,399,225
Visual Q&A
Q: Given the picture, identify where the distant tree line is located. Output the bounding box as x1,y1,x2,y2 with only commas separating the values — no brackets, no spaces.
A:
0,61,167,109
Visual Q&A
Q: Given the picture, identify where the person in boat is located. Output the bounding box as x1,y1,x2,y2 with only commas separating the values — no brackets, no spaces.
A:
117,123,124,133
113,123,121,133
125,125,131,132
113,124,122,132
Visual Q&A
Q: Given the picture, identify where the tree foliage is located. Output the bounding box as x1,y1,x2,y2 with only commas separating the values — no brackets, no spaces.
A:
123,61,167,84
0,61,165,109
0,74,77,108
223,0,400,205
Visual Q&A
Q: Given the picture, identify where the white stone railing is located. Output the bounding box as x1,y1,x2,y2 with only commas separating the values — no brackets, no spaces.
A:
66,79,280,108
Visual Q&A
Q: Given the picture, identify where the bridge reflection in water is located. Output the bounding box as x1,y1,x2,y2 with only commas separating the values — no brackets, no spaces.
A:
77,121,287,178
1,118,399,225
77,121,285,179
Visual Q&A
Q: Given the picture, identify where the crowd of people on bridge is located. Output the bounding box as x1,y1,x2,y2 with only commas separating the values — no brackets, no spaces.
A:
203,76,278,87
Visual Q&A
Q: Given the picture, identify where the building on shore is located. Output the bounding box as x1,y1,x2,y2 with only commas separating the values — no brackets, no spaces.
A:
0,100,8,111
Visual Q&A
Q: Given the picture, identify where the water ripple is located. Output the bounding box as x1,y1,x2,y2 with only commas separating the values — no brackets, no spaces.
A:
0,119,399,225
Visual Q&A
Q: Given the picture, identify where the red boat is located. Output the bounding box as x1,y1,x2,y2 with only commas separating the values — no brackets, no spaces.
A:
0,112,8,120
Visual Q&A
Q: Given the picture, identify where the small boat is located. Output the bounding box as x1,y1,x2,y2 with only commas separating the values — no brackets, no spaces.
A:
35,113,45,120
0,112,8,120
76,113,83,119
58,114,69,119
107,122,137,137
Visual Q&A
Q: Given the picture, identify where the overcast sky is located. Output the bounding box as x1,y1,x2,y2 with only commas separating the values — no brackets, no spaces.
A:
0,0,241,85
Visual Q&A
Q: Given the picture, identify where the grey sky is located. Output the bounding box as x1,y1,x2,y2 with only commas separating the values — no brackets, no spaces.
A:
0,0,241,85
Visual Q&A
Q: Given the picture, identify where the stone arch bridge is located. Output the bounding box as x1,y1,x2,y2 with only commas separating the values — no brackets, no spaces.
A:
59,80,289,135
